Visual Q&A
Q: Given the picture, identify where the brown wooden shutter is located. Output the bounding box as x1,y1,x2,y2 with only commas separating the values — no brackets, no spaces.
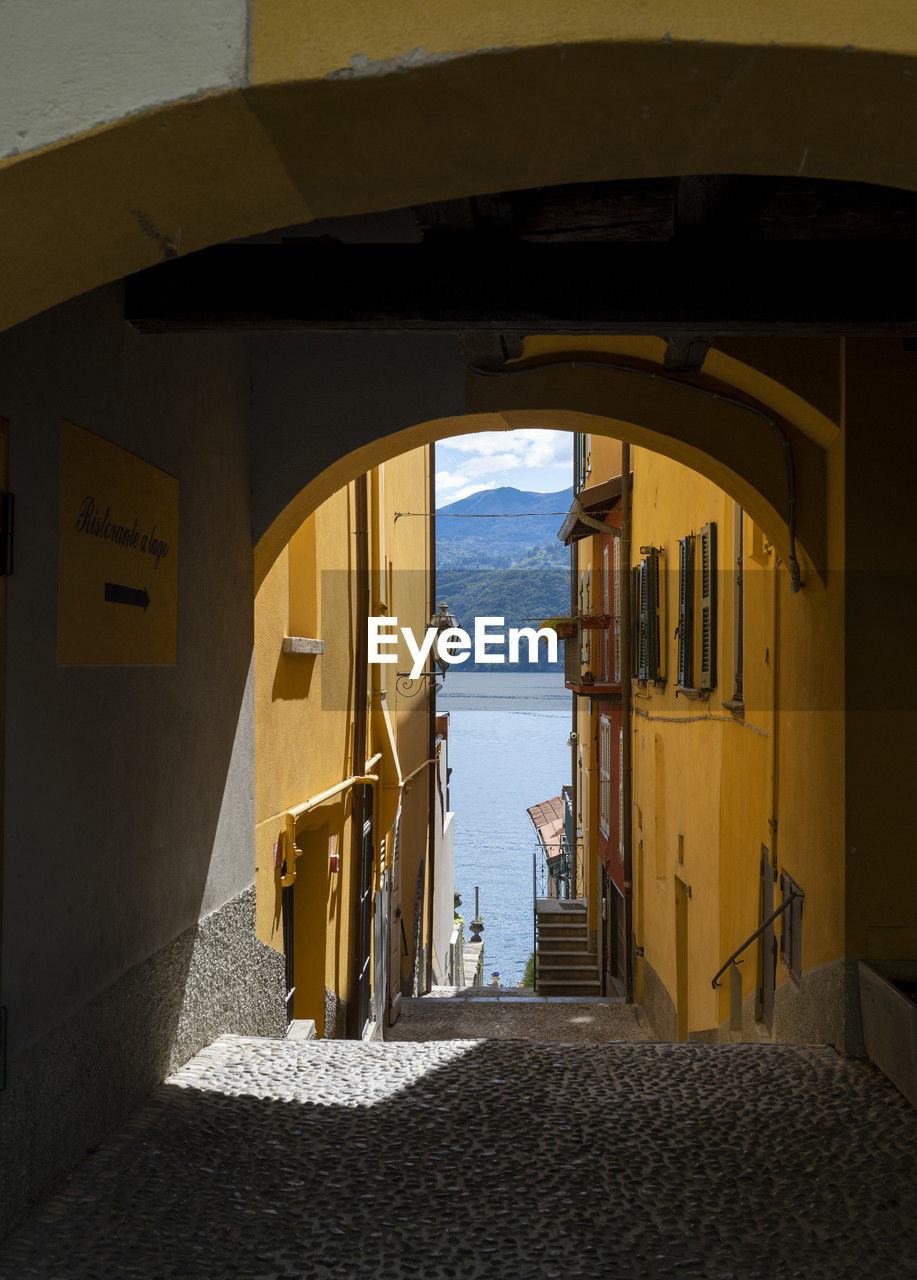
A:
677,535,695,687
699,521,717,690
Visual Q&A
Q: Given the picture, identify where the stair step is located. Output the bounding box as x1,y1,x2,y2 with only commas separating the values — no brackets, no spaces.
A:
537,949,595,959
536,981,603,996
538,964,600,975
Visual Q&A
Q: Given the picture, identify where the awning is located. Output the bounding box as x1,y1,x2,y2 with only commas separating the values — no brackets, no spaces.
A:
557,474,626,545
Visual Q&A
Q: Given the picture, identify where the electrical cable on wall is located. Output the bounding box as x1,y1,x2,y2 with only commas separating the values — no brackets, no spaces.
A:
460,356,803,592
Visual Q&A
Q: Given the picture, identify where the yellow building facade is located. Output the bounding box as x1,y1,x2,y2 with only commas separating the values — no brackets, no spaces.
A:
566,416,848,1045
253,448,442,1037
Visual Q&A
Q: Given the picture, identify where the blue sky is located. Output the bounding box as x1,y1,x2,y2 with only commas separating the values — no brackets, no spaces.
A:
435,428,573,505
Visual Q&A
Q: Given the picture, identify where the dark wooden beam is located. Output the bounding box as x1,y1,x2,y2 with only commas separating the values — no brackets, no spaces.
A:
125,241,917,336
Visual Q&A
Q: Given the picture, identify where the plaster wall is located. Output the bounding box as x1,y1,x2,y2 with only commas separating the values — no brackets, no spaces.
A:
6,10,917,339
0,284,259,1059
253,446,435,1029
250,334,464,581
844,340,917,964
0,0,248,160
629,400,847,1043
0,284,283,1236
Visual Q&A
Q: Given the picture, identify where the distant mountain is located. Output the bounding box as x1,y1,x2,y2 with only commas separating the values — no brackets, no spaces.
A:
437,486,572,569
435,486,572,671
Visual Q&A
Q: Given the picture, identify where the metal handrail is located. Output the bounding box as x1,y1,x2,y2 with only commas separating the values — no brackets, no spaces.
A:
711,892,802,989
280,753,383,887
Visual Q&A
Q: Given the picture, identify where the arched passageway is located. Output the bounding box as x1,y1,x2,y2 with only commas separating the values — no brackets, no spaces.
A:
2,2,917,1242
251,335,837,586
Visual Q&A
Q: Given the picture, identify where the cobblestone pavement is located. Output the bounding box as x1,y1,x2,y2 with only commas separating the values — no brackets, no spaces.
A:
2,1036,916,1279
388,993,653,1042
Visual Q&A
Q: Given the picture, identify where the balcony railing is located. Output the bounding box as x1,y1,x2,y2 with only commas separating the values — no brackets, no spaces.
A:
563,618,623,695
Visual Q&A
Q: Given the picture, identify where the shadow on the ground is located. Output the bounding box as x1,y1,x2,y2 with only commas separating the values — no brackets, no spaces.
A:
1,1040,915,1279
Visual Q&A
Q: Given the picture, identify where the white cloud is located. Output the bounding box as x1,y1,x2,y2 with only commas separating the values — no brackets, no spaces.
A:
435,428,572,505
443,428,571,467
435,471,500,502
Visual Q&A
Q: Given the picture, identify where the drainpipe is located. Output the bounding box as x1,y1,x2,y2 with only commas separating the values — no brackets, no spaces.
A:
570,537,579,901
347,473,370,1039
621,444,634,1004
769,558,781,869
424,442,437,993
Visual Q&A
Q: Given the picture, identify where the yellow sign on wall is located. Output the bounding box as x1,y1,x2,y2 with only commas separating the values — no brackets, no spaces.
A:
58,421,179,665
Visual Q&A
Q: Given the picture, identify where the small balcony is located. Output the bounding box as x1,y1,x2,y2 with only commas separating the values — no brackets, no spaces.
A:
562,618,623,697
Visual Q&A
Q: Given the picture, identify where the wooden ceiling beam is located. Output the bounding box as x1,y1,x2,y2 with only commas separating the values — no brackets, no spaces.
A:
125,240,917,336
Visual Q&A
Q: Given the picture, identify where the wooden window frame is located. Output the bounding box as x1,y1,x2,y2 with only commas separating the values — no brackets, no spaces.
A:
599,715,611,839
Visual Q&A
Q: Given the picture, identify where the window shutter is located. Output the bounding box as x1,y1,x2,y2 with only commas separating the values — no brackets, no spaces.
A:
618,728,624,863
699,521,718,690
677,535,695,687
631,565,641,679
647,548,663,681
613,536,622,683
599,716,611,837
637,562,649,679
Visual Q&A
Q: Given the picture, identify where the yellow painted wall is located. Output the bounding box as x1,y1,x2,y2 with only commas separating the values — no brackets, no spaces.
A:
253,447,434,1034
627,429,846,1037
374,448,435,993
5,9,917,334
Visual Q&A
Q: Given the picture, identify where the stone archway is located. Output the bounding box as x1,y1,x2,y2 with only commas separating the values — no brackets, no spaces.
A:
251,335,838,588
3,5,917,332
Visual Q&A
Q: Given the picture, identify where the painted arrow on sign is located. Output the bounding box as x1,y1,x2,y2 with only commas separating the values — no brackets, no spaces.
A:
104,582,150,610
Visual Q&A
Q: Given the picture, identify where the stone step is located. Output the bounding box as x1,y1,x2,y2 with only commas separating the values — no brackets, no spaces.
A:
536,979,604,996
537,937,590,952
537,956,600,971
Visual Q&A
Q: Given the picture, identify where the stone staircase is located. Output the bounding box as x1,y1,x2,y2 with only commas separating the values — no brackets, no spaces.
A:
535,900,602,996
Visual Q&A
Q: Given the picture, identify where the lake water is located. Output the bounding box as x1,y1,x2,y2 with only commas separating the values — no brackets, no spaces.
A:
436,671,571,986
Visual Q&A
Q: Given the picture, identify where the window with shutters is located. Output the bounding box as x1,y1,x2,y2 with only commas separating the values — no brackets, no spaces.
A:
580,568,591,667
617,727,624,863
676,535,695,688
613,537,622,683
699,522,718,690
574,433,592,492
631,547,665,683
602,544,611,683
599,715,611,837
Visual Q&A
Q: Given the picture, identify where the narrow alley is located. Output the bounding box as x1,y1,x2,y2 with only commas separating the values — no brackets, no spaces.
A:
2,1007,915,1279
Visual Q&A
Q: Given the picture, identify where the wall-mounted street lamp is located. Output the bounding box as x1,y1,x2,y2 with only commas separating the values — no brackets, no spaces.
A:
396,602,458,697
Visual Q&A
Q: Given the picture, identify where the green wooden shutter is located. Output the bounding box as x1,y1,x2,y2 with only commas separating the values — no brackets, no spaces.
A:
647,548,664,681
677,535,695,687
646,552,658,680
637,562,649,679
699,521,717,690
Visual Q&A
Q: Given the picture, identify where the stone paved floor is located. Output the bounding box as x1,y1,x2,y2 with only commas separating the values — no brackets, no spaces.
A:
388,993,653,1042
2,1034,916,1279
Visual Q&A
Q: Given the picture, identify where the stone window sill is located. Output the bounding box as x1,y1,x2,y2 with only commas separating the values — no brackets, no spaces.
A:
282,636,324,656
